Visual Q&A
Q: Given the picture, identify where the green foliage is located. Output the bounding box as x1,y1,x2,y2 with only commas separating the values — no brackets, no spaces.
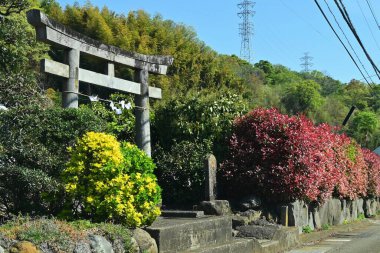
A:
348,111,379,147
81,93,136,142
357,213,366,221
153,90,246,206
0,13,49,107
154,140,212,207
154,90,247,158
0,0,30,16
302,225,313,233
322,223,330,230
282,80,324,115
62,132,161,227
0,106,107,216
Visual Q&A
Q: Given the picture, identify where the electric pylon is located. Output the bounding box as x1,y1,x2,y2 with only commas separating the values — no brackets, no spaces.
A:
238,0,255,63
300,52,314,72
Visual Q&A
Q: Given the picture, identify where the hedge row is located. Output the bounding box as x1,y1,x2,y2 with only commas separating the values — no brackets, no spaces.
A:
221,108,380,203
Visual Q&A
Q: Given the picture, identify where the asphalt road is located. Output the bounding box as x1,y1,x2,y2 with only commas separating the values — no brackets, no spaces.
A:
287,219,380,253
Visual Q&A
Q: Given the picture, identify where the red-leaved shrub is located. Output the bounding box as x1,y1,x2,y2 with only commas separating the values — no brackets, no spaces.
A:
221,108,378,204
362,148,380,197
333,135,368,200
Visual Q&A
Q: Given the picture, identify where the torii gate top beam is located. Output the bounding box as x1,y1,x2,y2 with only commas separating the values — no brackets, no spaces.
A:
27,9,173,75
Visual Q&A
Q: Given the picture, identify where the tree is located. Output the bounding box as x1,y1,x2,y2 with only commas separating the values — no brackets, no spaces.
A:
0,0,30,16
282,80,323,115
0,9,49,107
349,111,379,147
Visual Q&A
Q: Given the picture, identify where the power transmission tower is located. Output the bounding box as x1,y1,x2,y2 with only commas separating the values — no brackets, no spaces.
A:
300,52,313,72
238,0,255,63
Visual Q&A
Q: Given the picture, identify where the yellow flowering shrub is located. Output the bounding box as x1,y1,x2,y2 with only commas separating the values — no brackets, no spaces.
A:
62,132,161,227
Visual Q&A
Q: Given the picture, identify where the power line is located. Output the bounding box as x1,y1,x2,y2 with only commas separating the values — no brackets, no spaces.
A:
313,0,372,86
238,0,255,63
356,0,380,52
334,0,380,82
365,0,380,30
322,0,374,84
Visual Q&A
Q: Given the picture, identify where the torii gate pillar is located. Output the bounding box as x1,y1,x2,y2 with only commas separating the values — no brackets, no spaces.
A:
63,48,80,108
135,69,151,156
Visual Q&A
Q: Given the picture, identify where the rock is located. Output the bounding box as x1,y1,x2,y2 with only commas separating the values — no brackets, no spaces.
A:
240,209,262,223
74,241,92,253
370,199,378,215
112,239,125,253
328,198,341,225
251,218,279,227
129,237,139,253
351,199,358,220
89,235,114,253
288,200,308,227
357,198,364,216
307,212,314,231
238,195,262,211
236,225,278,240
132,228,158,253
0,236,15,249
200,200,231,216
0,245,4,253
232,215,249,228
364,199,373,218
39,243,54,253
313,210,322,229
9,241,40,253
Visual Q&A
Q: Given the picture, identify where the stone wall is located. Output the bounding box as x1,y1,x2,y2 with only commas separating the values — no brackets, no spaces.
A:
286,197,380,231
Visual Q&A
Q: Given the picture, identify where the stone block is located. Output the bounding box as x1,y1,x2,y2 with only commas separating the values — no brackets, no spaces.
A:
200,200,231,216
146,216,232,253
161,210,205,218
236,225,279,240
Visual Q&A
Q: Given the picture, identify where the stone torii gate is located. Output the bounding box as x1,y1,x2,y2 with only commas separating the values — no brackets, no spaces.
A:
27,9,173,157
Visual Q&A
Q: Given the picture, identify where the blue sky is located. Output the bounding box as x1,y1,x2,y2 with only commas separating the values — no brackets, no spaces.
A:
56,0,380,84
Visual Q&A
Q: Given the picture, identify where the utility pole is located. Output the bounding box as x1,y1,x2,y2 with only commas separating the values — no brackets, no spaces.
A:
300,52,313,72
238,0,255,63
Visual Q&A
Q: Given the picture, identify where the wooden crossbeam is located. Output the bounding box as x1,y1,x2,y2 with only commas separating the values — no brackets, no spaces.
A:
42,59,162,99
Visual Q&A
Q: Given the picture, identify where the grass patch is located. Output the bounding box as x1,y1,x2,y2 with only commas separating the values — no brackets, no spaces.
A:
322,223,331,230
357,213,366,221
302,225,313,233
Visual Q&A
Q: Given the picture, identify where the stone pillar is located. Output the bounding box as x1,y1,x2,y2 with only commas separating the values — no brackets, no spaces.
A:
63,48,79,108
135,69,151,157
204,154,217,201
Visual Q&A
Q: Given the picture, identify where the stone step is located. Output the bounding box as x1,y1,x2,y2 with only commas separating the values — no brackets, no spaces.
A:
161,210,205,218
185,238,256,253
146,216,232,253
